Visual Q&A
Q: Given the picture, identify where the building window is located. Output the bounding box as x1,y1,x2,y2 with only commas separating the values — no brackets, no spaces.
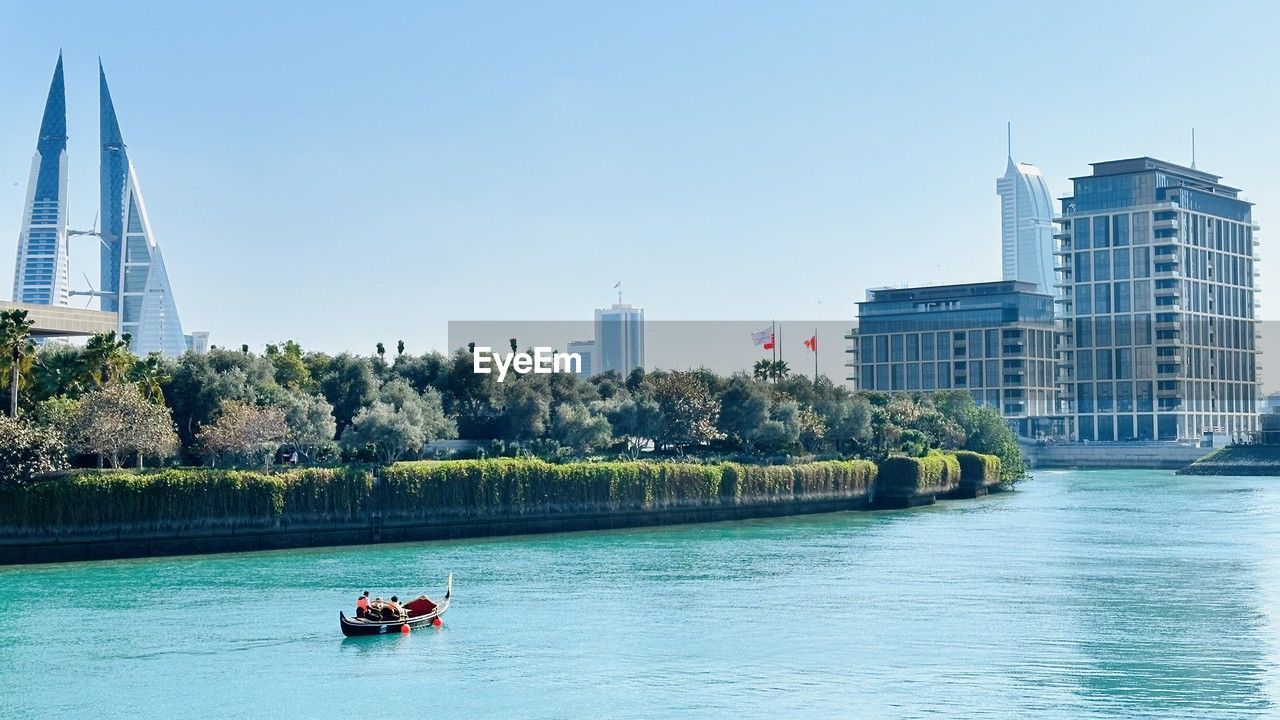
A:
1113,213,1129,246
1094,216,1111,248
1093,250,1111,281
1094,284,1111,314
1075,252,1091,282
1114,281,1132,313
1076,219,1092,250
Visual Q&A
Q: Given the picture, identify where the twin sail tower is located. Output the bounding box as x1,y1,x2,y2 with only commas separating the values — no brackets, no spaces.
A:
11,53,191,356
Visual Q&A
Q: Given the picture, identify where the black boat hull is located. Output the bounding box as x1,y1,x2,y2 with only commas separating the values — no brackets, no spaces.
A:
339,610,441,637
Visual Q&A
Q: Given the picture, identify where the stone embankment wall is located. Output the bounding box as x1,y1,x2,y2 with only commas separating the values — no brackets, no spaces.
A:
0,455,1002,565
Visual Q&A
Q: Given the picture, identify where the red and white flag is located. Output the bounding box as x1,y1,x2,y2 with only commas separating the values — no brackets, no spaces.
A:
751,327,774,347
803,335,817,352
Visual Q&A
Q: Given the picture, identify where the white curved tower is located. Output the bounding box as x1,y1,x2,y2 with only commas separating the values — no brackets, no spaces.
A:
997,153,1056,298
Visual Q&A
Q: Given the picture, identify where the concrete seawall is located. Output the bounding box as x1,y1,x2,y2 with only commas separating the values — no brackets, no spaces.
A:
0,496,882,565
1022,442,1211,470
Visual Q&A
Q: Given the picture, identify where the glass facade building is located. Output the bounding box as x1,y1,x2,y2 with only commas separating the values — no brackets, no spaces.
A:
11,55,71,307
566,339,595,378
594,303,644,377
1055,157,1258,441
997,157,1057,297
99,63,188,356
847,281,1060,437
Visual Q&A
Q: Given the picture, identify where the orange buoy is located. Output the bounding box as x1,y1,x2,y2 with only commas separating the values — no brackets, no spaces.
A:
400,624,410,634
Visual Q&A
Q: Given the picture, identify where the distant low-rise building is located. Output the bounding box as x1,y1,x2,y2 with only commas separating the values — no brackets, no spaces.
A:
566,339,594,378
847,280,1061,438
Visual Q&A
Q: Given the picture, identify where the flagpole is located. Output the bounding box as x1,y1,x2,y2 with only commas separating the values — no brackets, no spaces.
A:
813,327,818,383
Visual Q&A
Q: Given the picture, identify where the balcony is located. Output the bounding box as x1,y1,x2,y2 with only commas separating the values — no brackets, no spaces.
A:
1153,268,1180,280
1157,385,1183,399
1155,320,1181,332
1153,217,1180,232
1154,283,1180,298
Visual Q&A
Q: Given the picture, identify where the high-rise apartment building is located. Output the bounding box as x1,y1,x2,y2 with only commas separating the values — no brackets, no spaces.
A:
11,54,71,306
594,299,644,377
997,154,1056,297
847,281,1060,437
1055,157,1258,442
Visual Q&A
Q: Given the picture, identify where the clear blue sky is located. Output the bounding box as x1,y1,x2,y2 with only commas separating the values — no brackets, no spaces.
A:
2,0,1277,357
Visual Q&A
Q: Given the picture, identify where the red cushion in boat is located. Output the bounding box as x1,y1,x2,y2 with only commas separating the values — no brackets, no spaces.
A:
403,597,437,616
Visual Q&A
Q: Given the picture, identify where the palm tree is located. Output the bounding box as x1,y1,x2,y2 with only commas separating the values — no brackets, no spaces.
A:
752,359,772,381
770,360,791,380
128,352,172,402
376,342,386,360
81,331,134,386
396,340,405,356
0,309,34,417
33,344,88,400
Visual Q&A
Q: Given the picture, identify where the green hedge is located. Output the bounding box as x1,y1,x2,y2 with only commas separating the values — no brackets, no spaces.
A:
381,458,876,516
876,453,962,498
954,451,1001,487
0,459,884,531
0,467,373,530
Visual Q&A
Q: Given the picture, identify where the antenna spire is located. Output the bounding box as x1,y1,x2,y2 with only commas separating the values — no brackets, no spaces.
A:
1006,121,1012,160
1191,128,1197,169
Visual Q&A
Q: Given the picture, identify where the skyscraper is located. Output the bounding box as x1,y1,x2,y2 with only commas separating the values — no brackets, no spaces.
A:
997,141,1056,297
99,62,188,356
594,297,644,377
1055,157,1258,442
11,54,71,306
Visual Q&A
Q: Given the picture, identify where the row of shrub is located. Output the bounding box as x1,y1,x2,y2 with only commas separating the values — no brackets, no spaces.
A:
0,467,372,530
378,458,877,517
876,450,1004,499
954,451,1002,489
0,453,1002,531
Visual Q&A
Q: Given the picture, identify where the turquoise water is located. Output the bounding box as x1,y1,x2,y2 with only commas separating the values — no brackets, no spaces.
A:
2,469,1279,719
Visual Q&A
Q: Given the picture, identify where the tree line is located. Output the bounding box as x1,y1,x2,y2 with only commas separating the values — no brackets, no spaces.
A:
0,311,1023,484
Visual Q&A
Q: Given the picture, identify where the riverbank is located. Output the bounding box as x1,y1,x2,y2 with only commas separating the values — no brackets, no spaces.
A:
1021,440,1210,470
0,454,1003,564
1177,445,1280,475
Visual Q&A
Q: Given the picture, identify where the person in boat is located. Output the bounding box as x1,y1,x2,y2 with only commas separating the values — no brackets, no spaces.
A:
355,591,370,619
383,596,402,621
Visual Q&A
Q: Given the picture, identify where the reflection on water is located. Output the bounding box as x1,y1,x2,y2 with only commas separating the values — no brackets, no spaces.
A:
0,469,1277,719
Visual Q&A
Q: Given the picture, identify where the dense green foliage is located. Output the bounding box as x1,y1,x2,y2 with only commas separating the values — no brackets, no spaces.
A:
954,450,1002,487
4,335,1025,481
876,454,962,498
0,416,67,487
0,467,372,529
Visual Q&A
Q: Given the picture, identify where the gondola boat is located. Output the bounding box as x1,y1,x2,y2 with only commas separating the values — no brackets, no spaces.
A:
339,574,452,637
